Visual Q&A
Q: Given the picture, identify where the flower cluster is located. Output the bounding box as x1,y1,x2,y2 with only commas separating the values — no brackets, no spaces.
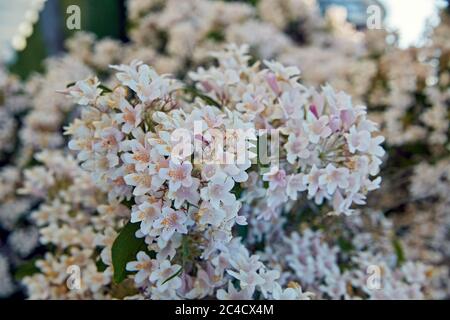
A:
58,43,386,299
0,0,447,301
190,45,384,217
18,150,122,299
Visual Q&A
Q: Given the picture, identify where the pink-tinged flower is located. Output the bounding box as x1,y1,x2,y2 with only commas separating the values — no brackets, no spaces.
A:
235,215,248,226
309,104,319,119
312,188,330,205
319,164,350,195
200,177,236,208
217,281,253,300
264,60,300,82
286,173,307,200
201,105,225,128
110,60,142,89
159,161,193,192
227,269,265,291
131,201,162,235
122,139,152,172
223,161,251,183
259,269,281,298
369,156,382,176
124,172,153,196
126,251,159,284
197,200,226,227
364,176,382,191
331,190,348,215
267,186,288,208
134,64,177,103
304,115,332,144
279,90,306,119
265,72,281,95
153,207,187,241
66,77,102,105
263,167,287,191
183,265,217,299
115,98,143,134
329,115,341,132
272,283,313,300
339,109,356,130
285,133,310,164
236,92,265,118
346,126,371,153
148,131,172,156
257,205,279,221
200,164,225,182
93,126,124,155
168,178,200,209
303,165,322,197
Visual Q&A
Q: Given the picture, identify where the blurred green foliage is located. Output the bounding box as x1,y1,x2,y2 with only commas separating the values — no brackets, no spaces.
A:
8,0,123,79
8,22,47,78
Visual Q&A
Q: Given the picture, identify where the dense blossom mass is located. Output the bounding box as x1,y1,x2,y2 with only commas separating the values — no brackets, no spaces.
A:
56,45,384,299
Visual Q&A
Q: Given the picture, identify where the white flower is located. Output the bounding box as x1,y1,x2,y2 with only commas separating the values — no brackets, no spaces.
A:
110,60,142,89
124,172,154,196
304,115,332,143
217,281,253,300
131,201,162,235
115,98,143,134
272,283,313,300
279,90,306,119
168,178,200,209
197,201,226,227
153,207,188,241
258,269,280,298
200,177,236,208
303,165,322,197
149,260,182,291
286,173,307,200
159,161,193,192
226,268,265,291
367,135,385,157
319,164,350,195
263,168,287,191
122,138,152,172
346,126,370,153
126,251,159,285
285,133,310,164
66,77,102,105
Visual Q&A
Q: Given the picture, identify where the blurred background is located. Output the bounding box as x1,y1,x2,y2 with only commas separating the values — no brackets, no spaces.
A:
0,0,448,79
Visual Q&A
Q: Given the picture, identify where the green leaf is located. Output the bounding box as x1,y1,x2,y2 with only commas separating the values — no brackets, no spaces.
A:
206,30,225,42
392,238,406,266
161,267,183,285
231,183,243,199
98,84,112,93
338,237,354,253
236,225,248,239
111,221,147,284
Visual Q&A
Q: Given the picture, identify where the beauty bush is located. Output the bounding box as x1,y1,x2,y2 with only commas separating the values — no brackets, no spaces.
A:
46,45,385,299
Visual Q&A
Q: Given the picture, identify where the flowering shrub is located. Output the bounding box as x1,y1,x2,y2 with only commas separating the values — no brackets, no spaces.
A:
0,0,447,301
46,44,384,299
0,67,37,298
